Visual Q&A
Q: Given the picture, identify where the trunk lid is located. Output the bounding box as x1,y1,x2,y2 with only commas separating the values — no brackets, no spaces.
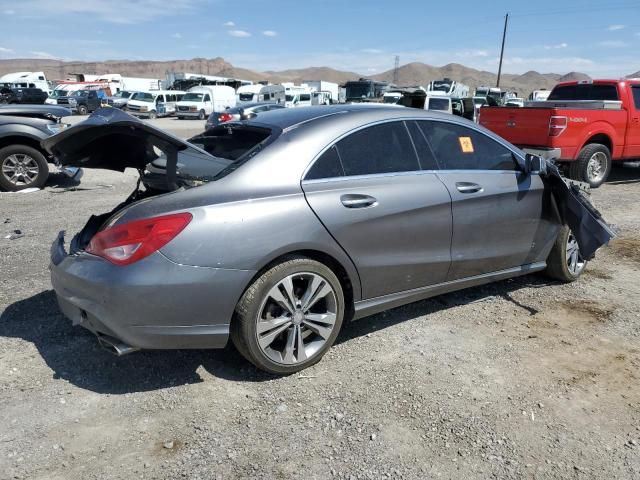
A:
41,107,191,172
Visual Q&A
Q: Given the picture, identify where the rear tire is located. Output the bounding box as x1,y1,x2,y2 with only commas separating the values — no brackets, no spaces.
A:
231,257,345,374
544,225,586,282
568,143,611,188
0,145,49,192
77,104,88,115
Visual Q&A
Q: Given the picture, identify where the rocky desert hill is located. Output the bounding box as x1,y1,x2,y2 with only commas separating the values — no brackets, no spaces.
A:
1,56,636,97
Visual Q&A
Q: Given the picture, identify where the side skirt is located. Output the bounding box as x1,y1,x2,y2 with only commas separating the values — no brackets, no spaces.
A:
352,262,546,320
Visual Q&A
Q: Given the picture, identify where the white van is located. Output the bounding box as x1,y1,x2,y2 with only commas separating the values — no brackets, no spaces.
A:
176,86,236,119
127,90,186,119
236,84,285,104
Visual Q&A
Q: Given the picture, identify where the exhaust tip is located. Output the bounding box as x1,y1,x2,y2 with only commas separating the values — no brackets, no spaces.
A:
97,334,140,356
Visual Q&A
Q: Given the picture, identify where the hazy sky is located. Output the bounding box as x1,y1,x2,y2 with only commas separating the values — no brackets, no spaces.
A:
0,0,638,76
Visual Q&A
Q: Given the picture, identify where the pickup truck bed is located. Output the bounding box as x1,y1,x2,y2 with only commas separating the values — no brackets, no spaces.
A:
479,79,640,187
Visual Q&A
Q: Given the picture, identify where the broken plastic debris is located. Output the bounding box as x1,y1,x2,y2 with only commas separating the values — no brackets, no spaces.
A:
4,229,24,240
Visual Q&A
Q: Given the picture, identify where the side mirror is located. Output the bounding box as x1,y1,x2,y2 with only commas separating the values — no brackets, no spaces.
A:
524,153,547,175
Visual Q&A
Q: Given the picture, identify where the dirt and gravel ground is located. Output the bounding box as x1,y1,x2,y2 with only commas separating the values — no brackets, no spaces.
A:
1,119,639,480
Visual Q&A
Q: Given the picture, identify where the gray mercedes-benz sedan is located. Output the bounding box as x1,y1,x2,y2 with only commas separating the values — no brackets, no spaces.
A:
45,105,611,374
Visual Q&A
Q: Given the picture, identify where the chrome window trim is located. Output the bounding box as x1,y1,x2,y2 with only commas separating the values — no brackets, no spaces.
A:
301,116,527,182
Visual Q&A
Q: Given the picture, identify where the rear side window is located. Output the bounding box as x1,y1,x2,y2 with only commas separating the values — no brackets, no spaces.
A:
306,146,344,180
548,84,619,101
632,85,640,109
418,121,517,171
336,122,420,176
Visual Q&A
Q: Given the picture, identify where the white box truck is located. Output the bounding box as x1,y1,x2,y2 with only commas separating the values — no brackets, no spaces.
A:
304,80,339,104
176,85,236,119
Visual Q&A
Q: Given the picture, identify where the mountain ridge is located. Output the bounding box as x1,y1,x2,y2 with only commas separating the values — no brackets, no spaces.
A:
0,57,636,96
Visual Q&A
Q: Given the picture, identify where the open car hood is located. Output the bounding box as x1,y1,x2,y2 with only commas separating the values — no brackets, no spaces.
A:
41,107,192,172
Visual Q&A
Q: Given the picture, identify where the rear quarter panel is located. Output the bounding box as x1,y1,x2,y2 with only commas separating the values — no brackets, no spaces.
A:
144,191,363,301
548,109,627,159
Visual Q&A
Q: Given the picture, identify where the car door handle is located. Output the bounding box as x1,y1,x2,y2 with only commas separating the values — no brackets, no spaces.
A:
455,182,483,194
340,194,377,208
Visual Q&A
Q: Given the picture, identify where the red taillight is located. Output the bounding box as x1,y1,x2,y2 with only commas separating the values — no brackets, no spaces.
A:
86,212,192,265
549,115,567,137
218,113,233,123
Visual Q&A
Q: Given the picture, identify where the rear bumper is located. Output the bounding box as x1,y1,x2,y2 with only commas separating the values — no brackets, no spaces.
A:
50,232,255,350
520,146,562,161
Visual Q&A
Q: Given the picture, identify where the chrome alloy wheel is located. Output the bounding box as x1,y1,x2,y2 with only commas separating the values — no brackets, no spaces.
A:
566,231,586,276
256,272,338,365
2,153,39,186
586,152,607,184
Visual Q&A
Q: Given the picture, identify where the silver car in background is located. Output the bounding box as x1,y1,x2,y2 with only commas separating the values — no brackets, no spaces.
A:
45,106,610,374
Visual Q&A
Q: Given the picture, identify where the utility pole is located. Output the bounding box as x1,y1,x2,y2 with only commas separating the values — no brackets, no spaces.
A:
496,12,509,88
393,55,400,85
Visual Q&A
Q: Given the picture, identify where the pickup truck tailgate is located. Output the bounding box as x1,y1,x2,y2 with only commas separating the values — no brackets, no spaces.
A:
480,107,553,146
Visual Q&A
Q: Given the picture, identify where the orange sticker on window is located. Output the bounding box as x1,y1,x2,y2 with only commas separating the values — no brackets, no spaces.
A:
458,136,474,153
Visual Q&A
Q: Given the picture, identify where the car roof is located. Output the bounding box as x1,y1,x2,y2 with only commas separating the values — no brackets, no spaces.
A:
242,103,459,131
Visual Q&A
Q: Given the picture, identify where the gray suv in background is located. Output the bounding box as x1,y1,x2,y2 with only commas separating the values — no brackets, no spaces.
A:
46,106,612,374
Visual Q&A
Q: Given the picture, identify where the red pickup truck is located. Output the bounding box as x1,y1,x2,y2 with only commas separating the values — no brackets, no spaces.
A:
479,79,640,187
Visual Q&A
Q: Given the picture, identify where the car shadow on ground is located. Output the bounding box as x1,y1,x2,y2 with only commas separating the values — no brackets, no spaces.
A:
0,275,550,394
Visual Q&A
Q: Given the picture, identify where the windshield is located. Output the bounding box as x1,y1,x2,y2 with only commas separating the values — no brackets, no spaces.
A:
285,94,295,101
113,90,131,98
473,97,486,105
132,92,155,102
71,90,88,97
345,82,373,99
432,83,451,92
428,98,450,111
383,95,400,103
300,94,310,101
183,92,205,101
239,93,255,102
51,90,68,98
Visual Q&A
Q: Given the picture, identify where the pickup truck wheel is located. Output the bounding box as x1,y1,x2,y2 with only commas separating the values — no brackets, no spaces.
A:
569,144,611,188
148,111,157,120
198,110,206,120
77,105,88,115
544,225,586,282
0,145,49,192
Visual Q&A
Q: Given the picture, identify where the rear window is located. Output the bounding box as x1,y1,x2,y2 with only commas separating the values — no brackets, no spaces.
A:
188,125,276,179
548,84,619,101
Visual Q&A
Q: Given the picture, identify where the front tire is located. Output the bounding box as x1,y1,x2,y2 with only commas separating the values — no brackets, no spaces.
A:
76,104,88,115
198,109,206,120
544,225,586,282
0,145,49,192
568,143,611,188
231,258,345,374
148,110,157,120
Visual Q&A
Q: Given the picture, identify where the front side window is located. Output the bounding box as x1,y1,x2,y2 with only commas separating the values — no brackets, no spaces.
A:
336,122,420,176
418,121,517,171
